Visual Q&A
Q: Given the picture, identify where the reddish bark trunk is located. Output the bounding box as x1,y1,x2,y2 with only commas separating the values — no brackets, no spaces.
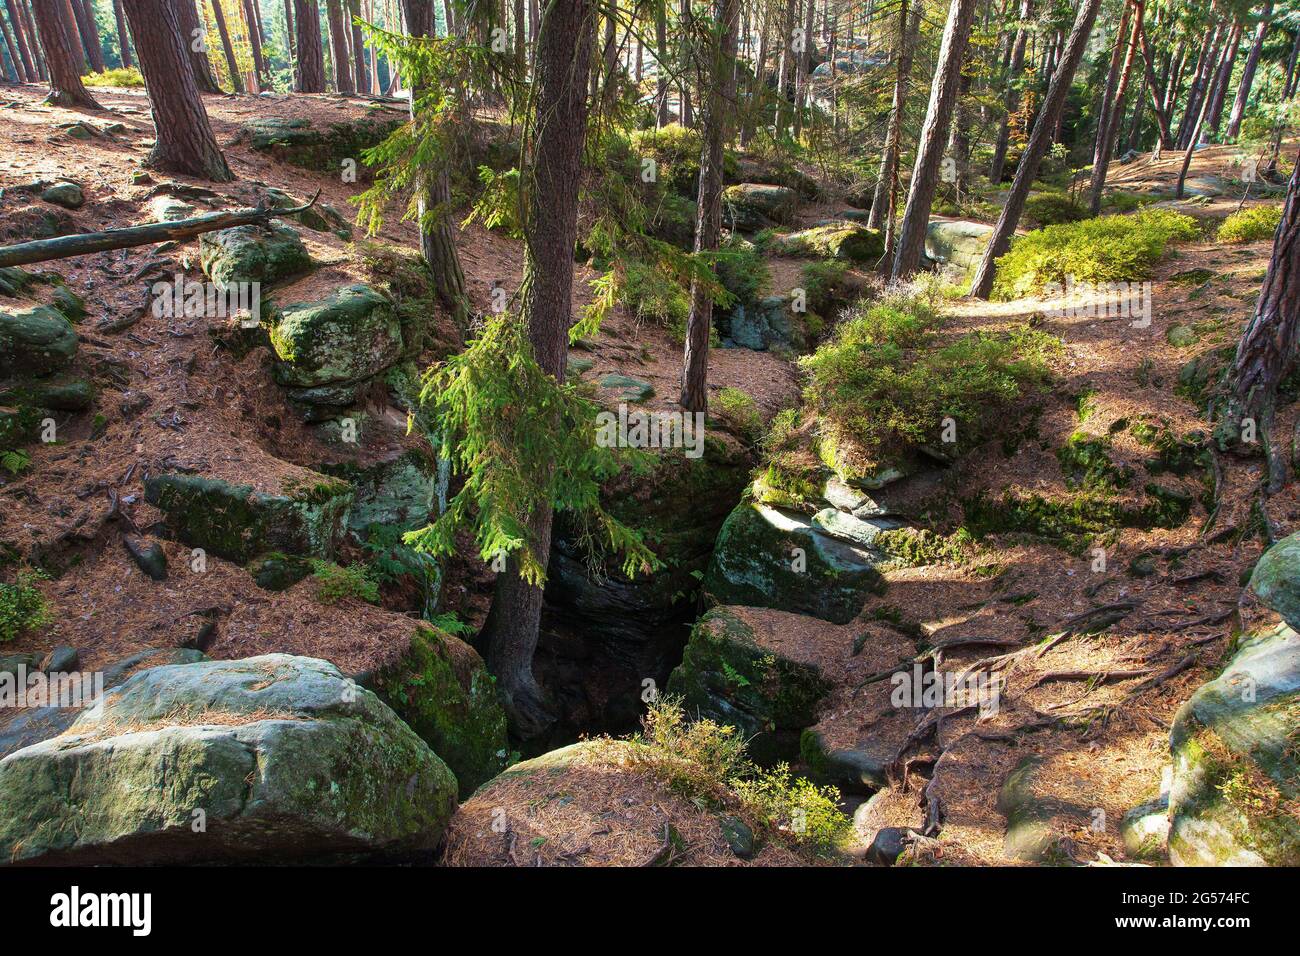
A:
30,0,100,109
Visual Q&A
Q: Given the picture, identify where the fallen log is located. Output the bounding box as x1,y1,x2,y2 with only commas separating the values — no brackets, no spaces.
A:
0,191,321,269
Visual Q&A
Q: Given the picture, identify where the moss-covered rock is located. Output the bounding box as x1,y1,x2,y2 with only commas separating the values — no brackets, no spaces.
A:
1167,622,1300,866
667,607,832,763
265,187,353,239
369,627,510,797
723,183,798,231
143,472,353,563
268,284,405,388
199,222,312,292
702,502,884,624
996,757,1081,864
238,116,402,175
1249,532,1300,630
770,223,884,263
724,295,805,352
0,654,457,864
1121,795,1170,861
925,219,993,271
0,306,78,377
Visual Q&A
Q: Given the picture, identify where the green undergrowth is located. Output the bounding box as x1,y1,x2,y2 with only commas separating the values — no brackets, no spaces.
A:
0,568,50,643
1217,204,1283,243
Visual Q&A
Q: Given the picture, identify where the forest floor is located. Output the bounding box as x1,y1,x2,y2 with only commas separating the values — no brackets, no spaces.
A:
0,86,1294,865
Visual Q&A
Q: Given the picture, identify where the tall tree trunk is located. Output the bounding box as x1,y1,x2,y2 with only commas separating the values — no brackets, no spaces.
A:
1176,19,1220,148
176,0,224,93
773,0,795,135
283,0,296,61
1176,40,1228,197
325,0,354,91
59,0,85,72
1216,150,1300,489
210,0,245,92
678,0,693,125
30,0,100,109
346,0,368,91
868,0,920,236
969,0,1105,298
6,0,37,79
681,0,740,412
1137,13,1174,149
741,0,771,145
654,0,669,126
792,0,815,138
1285,26,1300,99
21,0,47,80
1088,1,1141,215
0,9,20,81
481,0,595,741
294,0,325,91
1205,18,1242,137
400,0,467,325
1091,1,1132,176
891,0,979,280
989,0,1032,185
1226,1,1273,142
72,0,103,72
112,0,132,67
122,0,233,181
243,0,268,86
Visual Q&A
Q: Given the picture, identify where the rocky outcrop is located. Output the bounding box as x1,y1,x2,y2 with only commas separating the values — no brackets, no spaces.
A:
1167,619,1300,866
723,183,798,231
925,219,993,271
236,116,402,176
769,222,884,263
722,295,805,352
199,221,313,294
702,502,885,624
0,306,78,377
143,472,353,563
0,655,458,865
269,284,406,390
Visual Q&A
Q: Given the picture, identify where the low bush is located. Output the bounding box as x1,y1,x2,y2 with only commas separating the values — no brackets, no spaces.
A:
1023,192,1089,227
1218,204,1283,243
0,569,50,643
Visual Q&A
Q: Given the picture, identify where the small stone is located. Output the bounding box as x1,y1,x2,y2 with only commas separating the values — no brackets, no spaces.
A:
40,182,84,209
124,536,168,580
131,170,153,186
567,355,594,377
40,646,79,674
598,373,655,403
865,826,912,866
1166,324,1199,348
718,814,755,859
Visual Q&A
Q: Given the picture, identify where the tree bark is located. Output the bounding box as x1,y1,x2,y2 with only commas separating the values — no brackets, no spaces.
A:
112,0,132,67
175,0,223,93
1136,14,1174,149
1175,40,1227,198
1091,1,1132,176
283,0,295,61
891,0,979,280
868,0,920,241
481,0,594,741
30,0,100,109
1217,150,1300,487
5,0,36,79
680,0,740,412
210,0,245,93
0,11,20,82
294,0,325,91
20,0,47,80
1176,18,1220,149
325,0,354,92
739,0,769,145
1205,18,1242,137
400,0,467,325
122,0,233,182
655,0,669,126
969,0,1105,298
346,0,368,92
792,0,815,138
0,1,25,81
243,0,267,86
72,0,104,72
1226,1,1273,142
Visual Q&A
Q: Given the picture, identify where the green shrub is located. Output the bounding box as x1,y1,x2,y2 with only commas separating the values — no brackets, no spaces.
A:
1101,191,1147,214
310,560,380,605
0,569,50,643
992,208,1200,299
1023,193,1089,227
464,166,523,237
714,236,769,306
83,67,145,88
1218,204,1283,243
632,696,850,853
715,387,763,442
801,259,849,316
631,124,707,196
800,294,1058,477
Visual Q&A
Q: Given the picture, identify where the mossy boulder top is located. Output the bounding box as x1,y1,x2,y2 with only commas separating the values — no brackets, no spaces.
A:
771,223,884,263
1167,623,1300,866
238,116,402,174
199,221,313,291
723,183,799,230
925,219,994,270
269,284,406,388
1249,532,1300,630
702,501,884,624
0,654,458,865
143,472,353,564
0,306,78,378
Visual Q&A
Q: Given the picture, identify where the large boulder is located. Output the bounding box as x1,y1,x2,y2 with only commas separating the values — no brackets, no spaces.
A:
724,295,804,352
702,502,885,624
1167,621,1300,865
723,183,798,231
268,284,406,388
0,655,458,865
667,607,832,763
199,221,312,292
925,219,993,271
237,116,402,176
0,306,78,377
143,472,353,563
368,626,510,797
770,222,884,263
1249,531,1300,630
